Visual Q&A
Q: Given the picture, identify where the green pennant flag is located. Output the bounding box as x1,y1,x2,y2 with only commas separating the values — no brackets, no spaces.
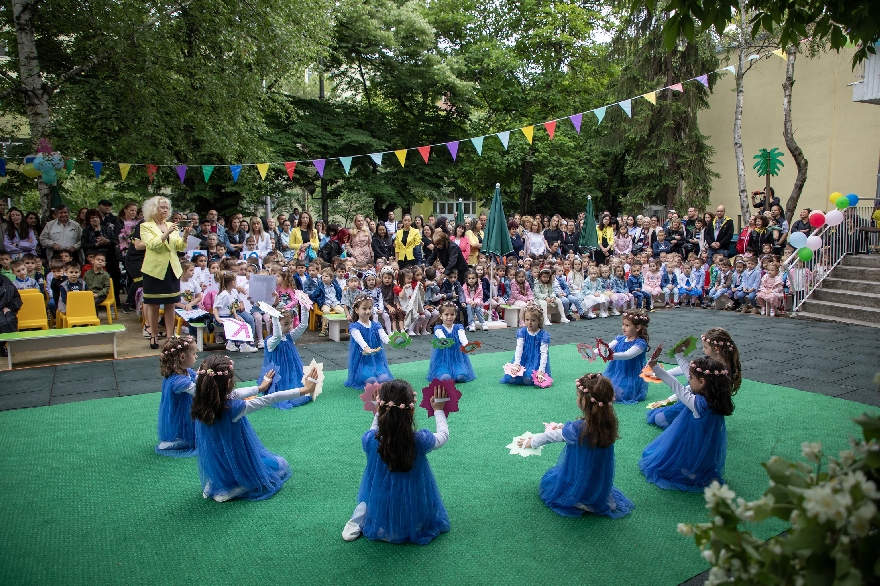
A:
202,165,214,183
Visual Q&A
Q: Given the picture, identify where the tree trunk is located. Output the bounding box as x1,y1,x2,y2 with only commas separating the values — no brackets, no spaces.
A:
732,0,751,222
519,144,535,214
782,46,808,225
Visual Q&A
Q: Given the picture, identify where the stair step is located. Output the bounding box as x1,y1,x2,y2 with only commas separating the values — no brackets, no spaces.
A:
821,278,880,294
842,255,880,269
793,311,880,329
811,288,880,306
830,266,880,281
800,299,880,323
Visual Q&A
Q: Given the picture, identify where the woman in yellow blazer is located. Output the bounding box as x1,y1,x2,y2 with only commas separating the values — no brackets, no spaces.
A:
394,214,419,269
595,213,615,266
288,210,320,263
140,195,191,349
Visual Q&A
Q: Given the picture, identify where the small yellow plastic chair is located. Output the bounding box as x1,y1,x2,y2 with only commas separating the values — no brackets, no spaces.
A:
58,290,101,328
98,280,117,325
17,290,49,331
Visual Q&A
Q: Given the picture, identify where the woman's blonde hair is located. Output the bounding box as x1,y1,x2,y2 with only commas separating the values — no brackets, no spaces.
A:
142,196,170,223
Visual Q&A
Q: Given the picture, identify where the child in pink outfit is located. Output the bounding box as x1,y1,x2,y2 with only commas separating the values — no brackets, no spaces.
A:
507,269,533,326
756,263,784,317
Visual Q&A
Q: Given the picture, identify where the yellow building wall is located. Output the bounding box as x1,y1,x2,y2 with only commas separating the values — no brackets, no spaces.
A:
699,47,880,227
408,200,489,221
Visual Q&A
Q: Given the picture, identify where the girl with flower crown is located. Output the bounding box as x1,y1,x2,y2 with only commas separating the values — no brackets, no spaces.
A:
156,335,200,457
640,353,734,492
190,355,318,502
518,373,634,518
342,380,450,544
500,302,551,386
426,301,475,383
599,309,650,404
345,295,394,390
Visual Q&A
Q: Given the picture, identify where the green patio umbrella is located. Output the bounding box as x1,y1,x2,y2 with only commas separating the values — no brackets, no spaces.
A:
482,184,513,303
578,194,598,251
456,198,465,227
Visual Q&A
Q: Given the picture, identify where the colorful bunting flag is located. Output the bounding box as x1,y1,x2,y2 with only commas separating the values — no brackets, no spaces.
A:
748,54,760,61
521,126,534,144
256,163,269,180
497,131,510,150
284,161,296,179
394,150,407,167
340,157,353,174
594,107,606,125
619,100,632,117
118,163,131,181
313,159,326,177
771,49,786,60
446,141,459,161
175,165,187,183
369,153,383,165
470,136,484,155
202,165,214,183
723,65,736,74
641,92,656,105
230,165,242,183
417,146,431,163
669,83,683,92
695,74,709,87
90,161,103,178
544,120,557,140
146,164,158,183
569,114,583,134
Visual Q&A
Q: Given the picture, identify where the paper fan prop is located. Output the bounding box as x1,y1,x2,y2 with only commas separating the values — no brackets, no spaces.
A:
647,398,678,410
300,359,325,400
420,378,462,418
388,331,412,350
667,335,697,358
503,363,525,378
577,342,597,363
432,337,455,350
358,381,383,413
506,432,543,457
595,338,613,363
294,289,314,310
257,301,281,318
531,371,553,388
639,365,662,384
460,340,482,354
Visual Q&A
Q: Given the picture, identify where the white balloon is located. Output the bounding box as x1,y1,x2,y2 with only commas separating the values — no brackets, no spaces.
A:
825,209,844,226
806,235,822,251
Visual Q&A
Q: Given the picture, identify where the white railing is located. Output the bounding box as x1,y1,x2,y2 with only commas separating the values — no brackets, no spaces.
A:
783,205,878,314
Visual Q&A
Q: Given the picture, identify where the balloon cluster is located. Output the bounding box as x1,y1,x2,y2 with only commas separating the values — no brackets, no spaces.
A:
788,191,858,262
20,140,66,185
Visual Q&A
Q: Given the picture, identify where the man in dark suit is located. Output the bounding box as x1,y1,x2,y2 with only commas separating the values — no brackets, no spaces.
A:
707,205,734,258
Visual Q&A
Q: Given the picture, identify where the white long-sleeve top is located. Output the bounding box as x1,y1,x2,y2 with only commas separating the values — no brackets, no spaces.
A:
434,324,468,346
665,352,690,378
651,363,700,418
368,410,449,450
231,386,305,422
514,329,549,372
528,428,564,449
608,337,646,361
266,315,308,352
350,320,391,350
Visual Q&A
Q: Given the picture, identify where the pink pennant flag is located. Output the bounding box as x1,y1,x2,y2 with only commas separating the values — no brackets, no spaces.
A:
284,161,297,179
695,75,709,87
544,120,557,140
569,113,583,134
313,159,326,177
417,145,431,164
446,141,459,161
668,83,683,92
175,165,187,183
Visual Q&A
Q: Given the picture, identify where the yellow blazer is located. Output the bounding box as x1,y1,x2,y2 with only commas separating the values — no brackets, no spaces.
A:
289,228,320,251
394,228,419,261
140,221,186,279
597,226,615,249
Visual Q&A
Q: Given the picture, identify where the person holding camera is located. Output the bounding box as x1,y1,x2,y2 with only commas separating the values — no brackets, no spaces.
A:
751,187,780,211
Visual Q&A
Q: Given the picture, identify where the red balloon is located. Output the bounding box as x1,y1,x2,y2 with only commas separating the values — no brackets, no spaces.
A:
809,211,826,228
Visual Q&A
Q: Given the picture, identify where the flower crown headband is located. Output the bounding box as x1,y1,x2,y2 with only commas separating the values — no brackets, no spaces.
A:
197,358,234,377
378,400,415,410
161,335,194,356
575,374,608,407
523,300,544,316
701,335,734,347
623,312,649,324
690,362,729,376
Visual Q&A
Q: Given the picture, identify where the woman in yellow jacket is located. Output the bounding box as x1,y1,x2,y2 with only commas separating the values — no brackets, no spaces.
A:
288,210,320,263
595,214,615,266
394,214,419,269
140,195,191,349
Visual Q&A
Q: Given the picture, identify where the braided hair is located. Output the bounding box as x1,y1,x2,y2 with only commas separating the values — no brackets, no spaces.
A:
190,354,236,425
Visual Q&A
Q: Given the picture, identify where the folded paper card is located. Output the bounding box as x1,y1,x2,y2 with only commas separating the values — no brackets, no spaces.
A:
359,381,384,413
667,335,697,358
506,432,543,457
300,359,325,400
503,363,525,377
222,318,253,342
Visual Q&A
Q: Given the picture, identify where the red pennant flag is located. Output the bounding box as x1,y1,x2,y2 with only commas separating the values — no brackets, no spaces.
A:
544,120,557,140
146,164,158,183
417,146,431,164
284,161,297,179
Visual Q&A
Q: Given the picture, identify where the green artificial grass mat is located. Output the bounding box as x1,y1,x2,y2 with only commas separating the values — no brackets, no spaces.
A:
0,345,876,586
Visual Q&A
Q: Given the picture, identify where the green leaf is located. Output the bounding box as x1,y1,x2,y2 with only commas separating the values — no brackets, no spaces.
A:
681,14,695,41
854,413,880,442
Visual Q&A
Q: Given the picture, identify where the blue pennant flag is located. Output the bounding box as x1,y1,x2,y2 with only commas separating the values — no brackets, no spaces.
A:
230,165,242,183
90,161,103,178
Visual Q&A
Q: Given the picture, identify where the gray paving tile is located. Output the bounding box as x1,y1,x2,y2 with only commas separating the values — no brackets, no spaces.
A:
52,376,119,396
50,390,119,405
118,379,161,396
781,367,860,385
0,388,51,410
0,366,55,385
835,389,880,408
55,362,116,380
784,378,857,397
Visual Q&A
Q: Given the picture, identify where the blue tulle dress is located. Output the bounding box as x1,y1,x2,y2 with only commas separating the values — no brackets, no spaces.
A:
259,332,311,410
639,394,727,492
646,401,687,429
500,327,551,385
426,324,475,383
356,428,450,544
604,335,648,404
195,399,291,501
345,321,394,390
538,421,635,518
156,369,197,457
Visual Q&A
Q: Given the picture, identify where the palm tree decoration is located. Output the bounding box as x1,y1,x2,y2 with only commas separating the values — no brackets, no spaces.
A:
752,148,785,211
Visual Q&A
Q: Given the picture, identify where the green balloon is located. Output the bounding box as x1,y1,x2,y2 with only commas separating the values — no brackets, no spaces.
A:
797,247,813,262
836,196,850,210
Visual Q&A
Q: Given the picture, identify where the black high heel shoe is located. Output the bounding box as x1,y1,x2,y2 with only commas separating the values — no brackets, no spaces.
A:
150,336,159,350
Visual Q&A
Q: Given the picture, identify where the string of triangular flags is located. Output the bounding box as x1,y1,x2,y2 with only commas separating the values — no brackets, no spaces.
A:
12,48,791,184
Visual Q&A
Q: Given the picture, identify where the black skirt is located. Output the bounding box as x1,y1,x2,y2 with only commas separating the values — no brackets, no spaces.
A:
142,265,181,305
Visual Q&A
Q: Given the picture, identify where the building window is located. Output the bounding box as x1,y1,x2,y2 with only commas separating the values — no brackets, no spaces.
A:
433,200,476,218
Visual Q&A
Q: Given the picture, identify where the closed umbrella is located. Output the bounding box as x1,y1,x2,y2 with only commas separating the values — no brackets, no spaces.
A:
482,184,513,319
578,194,598,252
456,198,465,227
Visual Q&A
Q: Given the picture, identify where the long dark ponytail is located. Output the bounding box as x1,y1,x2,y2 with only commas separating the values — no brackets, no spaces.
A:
375,380,417,472
191,355,236,425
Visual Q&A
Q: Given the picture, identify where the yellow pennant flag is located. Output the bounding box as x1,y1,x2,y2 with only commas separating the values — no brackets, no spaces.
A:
521,126,534,144
771,49,786,60
256,163,270,180
395,149,407,167
641,92,657,105
118,163,131,181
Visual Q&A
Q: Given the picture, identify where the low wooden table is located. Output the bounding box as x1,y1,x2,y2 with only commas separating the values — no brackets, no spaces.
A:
501,305,521,328
325,314,350,342
0,324,126,369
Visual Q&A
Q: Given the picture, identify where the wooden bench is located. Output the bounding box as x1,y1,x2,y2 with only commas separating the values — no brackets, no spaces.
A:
0,324,126,369
500,304,521,328
324,313,350,342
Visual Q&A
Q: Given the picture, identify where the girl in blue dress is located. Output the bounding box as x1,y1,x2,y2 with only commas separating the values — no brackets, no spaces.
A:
601,309,649,403
426,301,476,383
156,335,199,457
518,373,634,518
647,327,741,429
342,380,451,544
345,295,394,390
191,355,318,502
639,354,734,492
259,303,311,409
500,302,551,386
